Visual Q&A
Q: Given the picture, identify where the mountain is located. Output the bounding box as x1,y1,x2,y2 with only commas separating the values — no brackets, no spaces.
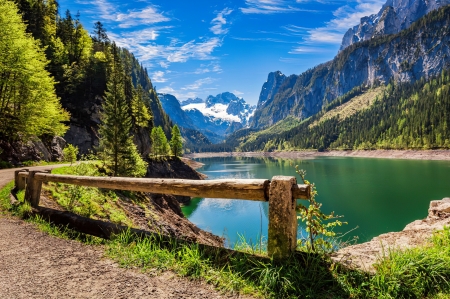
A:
340,0,450,51
158,94,196,130
250,4,450,129
160,92,255,143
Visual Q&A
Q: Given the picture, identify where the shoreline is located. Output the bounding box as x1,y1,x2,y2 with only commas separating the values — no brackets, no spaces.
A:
184,149,450,161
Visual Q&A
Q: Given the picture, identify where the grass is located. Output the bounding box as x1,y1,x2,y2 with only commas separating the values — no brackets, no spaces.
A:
309,86,385,129
43,162,133,226
3,173,450,298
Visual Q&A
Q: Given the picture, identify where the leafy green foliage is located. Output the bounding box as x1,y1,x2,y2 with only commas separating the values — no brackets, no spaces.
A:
131,84,152,128
295,166,347,253
62,144,78,165
151,126,170,157
0,0,69,140
169,125,183,157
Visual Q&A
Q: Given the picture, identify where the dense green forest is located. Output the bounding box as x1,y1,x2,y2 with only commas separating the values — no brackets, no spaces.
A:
0,0,173,155
228,70,450,152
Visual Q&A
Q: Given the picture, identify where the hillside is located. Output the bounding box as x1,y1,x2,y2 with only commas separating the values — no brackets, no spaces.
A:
250,5,450,129
231,69,450,151
0,0,173,163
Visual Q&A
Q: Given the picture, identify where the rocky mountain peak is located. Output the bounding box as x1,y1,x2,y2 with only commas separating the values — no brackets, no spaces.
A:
340,0,450,50
205,92,239,107
181,97,203,105
257,71,287,109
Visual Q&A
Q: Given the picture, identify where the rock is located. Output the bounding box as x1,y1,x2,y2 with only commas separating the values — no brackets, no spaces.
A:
29,140,51,161
428,200,450,217
332,197,450,272
340,0,450,51
50,137,66,161
64,125,97,155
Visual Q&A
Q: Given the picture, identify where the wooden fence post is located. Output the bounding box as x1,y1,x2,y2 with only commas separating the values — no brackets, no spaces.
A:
14,169,28,190
268,176,297,260
25,171,43,207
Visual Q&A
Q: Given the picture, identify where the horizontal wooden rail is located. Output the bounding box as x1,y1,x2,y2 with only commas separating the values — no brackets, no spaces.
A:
16,169,311,260
18,172,310,201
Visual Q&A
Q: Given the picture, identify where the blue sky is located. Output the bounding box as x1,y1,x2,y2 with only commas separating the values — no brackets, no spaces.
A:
58,0,385,105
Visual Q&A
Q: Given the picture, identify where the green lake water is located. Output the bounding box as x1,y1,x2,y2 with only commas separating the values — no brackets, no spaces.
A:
181,156,450,247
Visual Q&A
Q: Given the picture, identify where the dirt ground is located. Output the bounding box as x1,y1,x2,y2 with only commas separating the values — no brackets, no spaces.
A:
0,166,251,299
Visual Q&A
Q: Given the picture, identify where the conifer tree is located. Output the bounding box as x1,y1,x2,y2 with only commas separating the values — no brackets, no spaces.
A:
151,126,169,157
170,125,183,157
131,84,151,128
98,43,147,177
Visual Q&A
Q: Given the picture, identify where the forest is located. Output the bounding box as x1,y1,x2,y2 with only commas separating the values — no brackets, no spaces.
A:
0,0,193,171
228,70,450,152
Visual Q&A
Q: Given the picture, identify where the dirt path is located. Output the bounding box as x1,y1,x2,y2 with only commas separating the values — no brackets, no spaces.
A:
0,166,249,299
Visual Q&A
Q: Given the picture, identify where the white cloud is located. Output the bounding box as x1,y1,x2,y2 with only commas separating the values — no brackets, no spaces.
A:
240,0,317,14
233,90,244,96
110,36,221,68
152,71,168,83
194,63,222,74
303,0,384,44
289,46,326,54
167,38,222,63
115,6,170,28
181,77,215,90
210,8,233,35
88,0,170,28
158,86,199,101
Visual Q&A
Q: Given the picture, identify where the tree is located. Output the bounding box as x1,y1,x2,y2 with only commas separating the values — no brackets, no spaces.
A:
0,0,69,140
63,144,78,165
92,21,109,45
131,84,151,128
151,126,169,157
98,44,147,177
170,125,183,157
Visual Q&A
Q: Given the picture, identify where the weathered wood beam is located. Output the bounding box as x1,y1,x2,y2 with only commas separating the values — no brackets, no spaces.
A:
268,176,298,260
25,171,44,207
34,173,271,201
14,169,29,190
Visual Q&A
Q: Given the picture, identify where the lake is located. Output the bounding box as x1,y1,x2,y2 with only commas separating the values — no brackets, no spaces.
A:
181,156,450,247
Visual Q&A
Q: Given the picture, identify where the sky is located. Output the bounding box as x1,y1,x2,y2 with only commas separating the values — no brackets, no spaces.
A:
58,0,386,105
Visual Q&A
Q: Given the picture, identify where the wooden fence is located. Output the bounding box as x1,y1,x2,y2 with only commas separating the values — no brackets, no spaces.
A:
14,169,310,259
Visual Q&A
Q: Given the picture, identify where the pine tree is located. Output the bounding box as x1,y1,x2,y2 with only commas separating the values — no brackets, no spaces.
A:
151,126,169,157
98,43,147,177
131,84,151,128
170,125,183,157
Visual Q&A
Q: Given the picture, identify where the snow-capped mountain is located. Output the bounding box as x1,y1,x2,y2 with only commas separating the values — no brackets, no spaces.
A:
182,92,255,126
159,92,255,143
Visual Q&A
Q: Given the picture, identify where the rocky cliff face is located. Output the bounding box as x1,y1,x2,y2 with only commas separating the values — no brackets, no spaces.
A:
0,136,66,165
251,6,450,129
340,0,450,51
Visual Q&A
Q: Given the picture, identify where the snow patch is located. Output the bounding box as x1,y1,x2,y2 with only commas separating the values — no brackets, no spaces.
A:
182,103,241,123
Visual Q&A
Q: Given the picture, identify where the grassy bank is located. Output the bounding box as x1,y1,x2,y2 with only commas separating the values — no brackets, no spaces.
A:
2,171,450,298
